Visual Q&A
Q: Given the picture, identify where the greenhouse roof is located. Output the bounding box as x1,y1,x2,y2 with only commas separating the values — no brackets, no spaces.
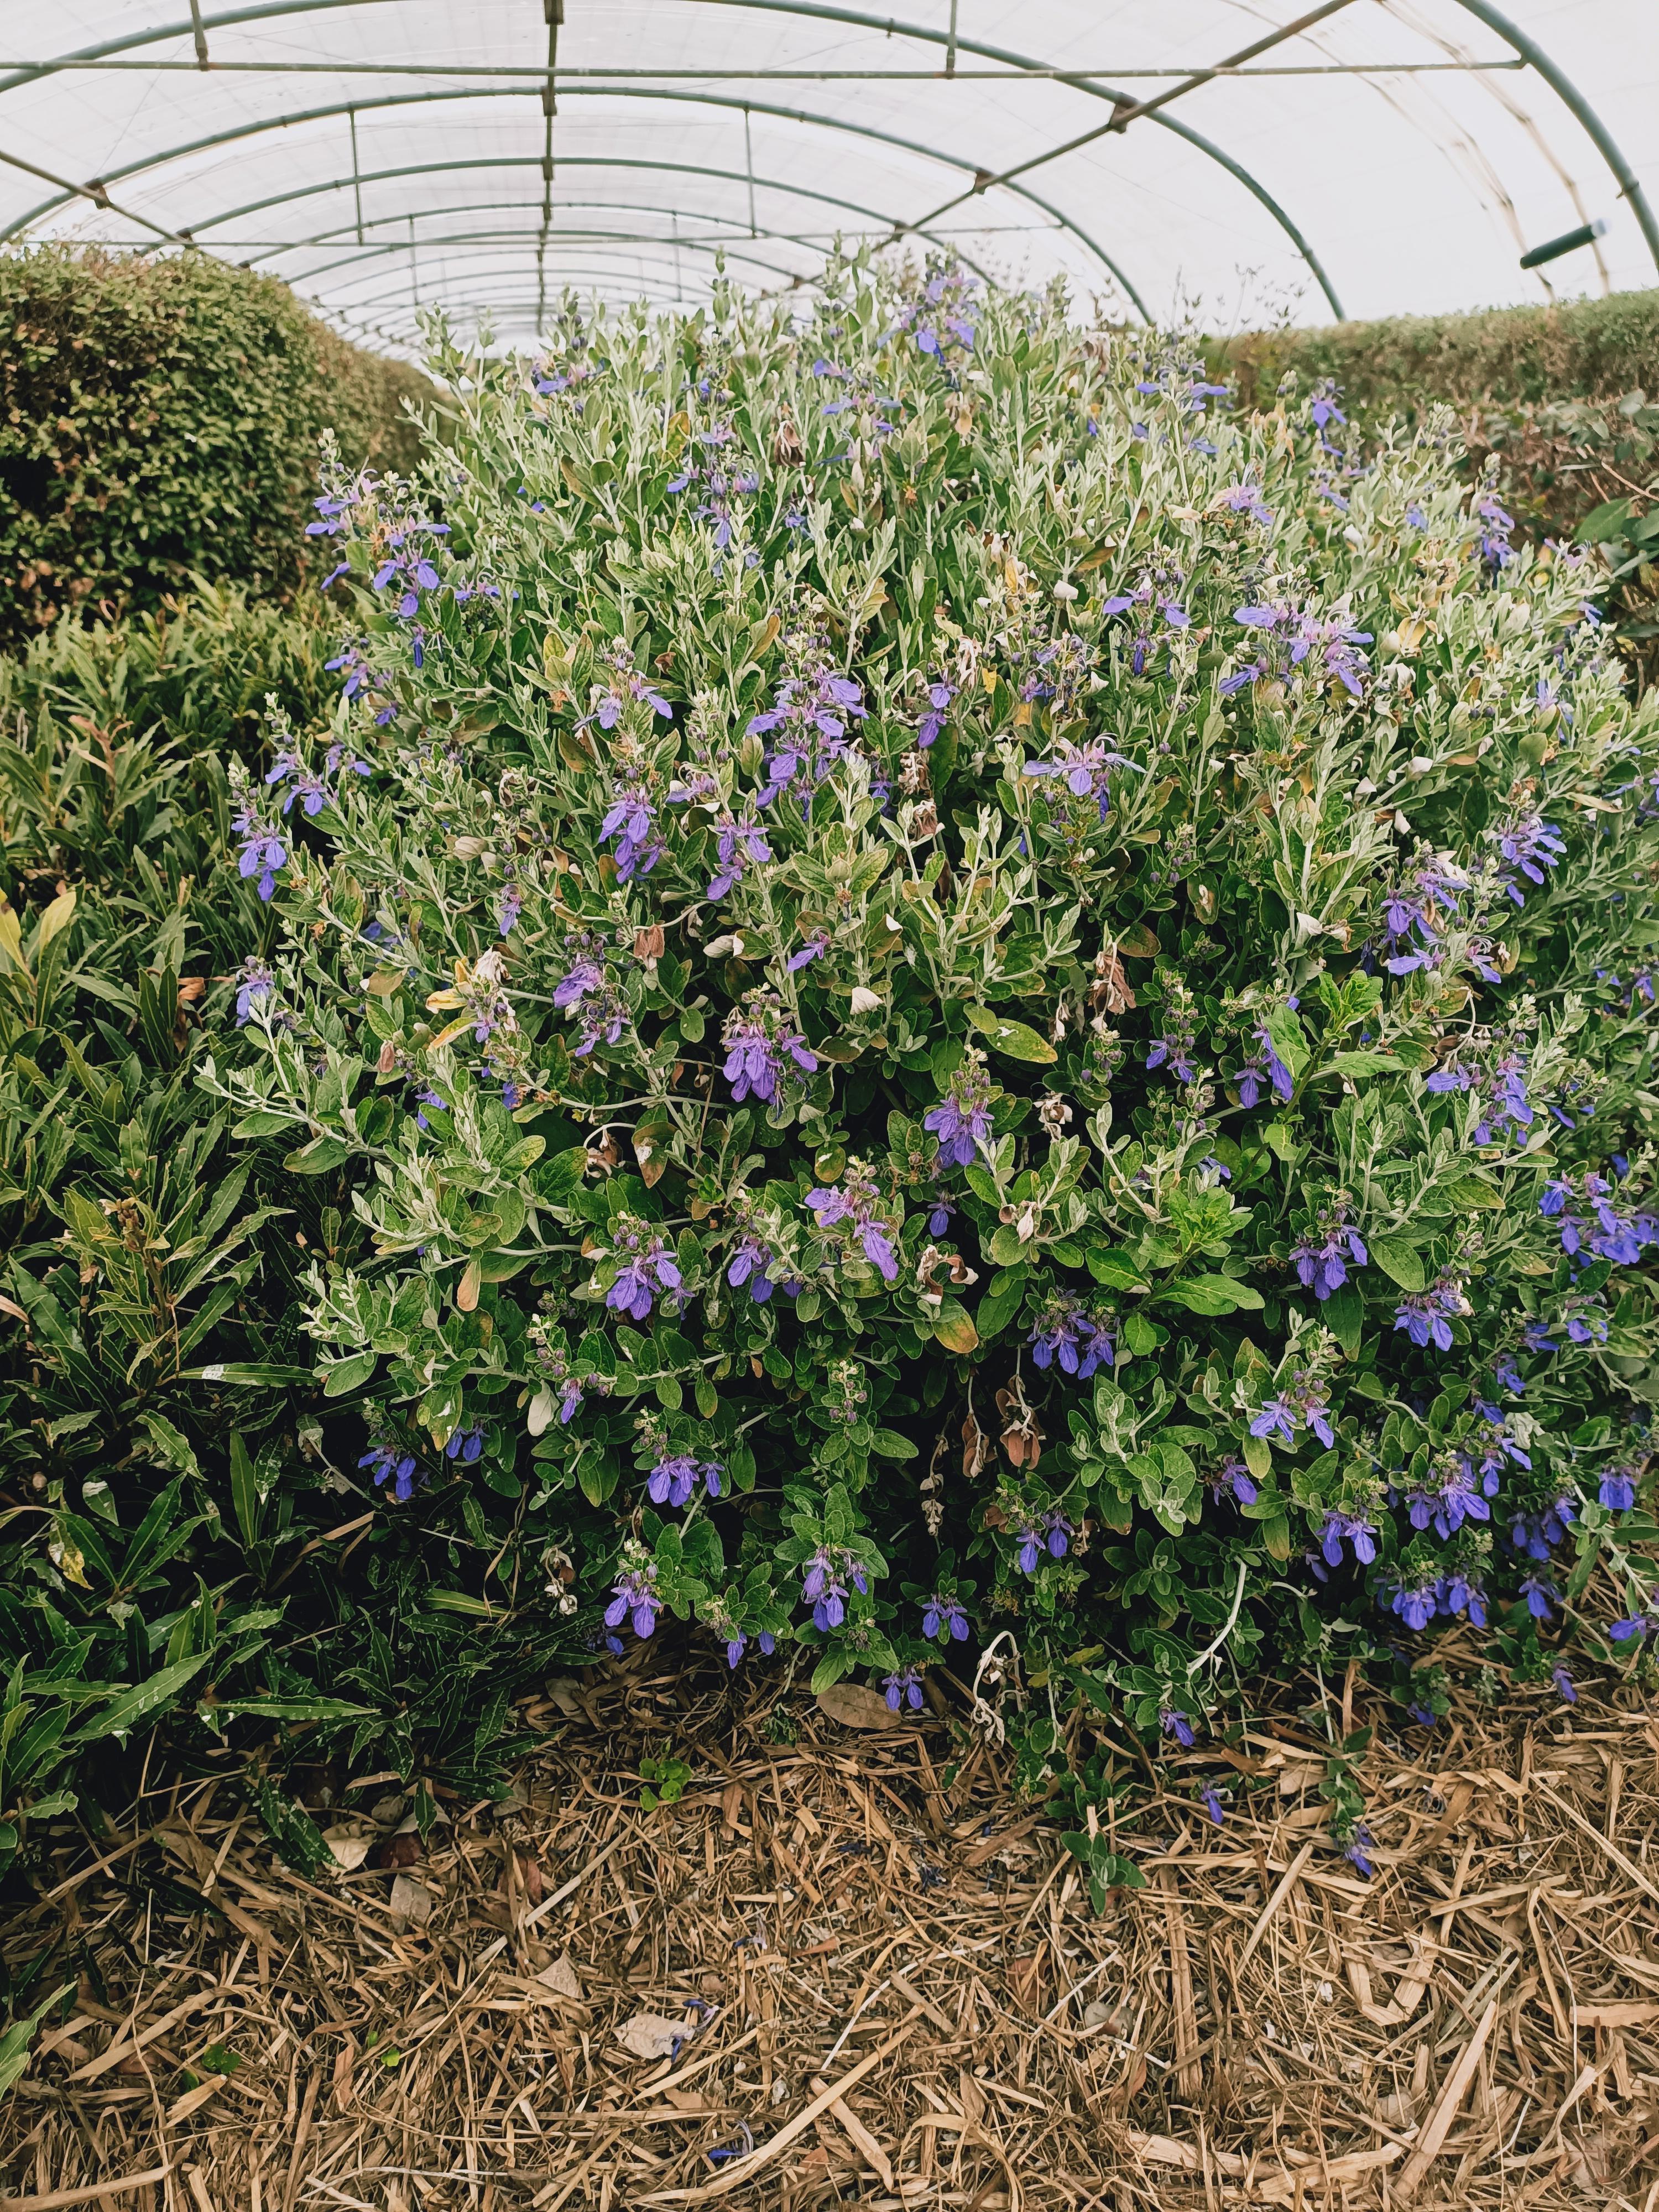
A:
1,1,1656,352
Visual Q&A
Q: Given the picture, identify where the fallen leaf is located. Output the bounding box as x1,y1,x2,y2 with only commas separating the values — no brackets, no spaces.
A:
614,2011,692,2062
322,1827,373,1873
388,1874,433,1928
536,1953,584,2000
374,1832,422,1871
816,1683,900,1731
166,2078,222,2123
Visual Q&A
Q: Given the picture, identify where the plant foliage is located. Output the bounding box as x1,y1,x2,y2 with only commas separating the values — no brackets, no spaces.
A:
3,261,1658,1888
190,258,1658,1854
0,246,433,646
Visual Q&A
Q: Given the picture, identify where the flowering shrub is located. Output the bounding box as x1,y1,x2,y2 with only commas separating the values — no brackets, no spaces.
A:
210,257,1659,1842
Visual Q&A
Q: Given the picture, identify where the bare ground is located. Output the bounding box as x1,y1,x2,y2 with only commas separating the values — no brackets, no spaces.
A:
3,1646,1657,2212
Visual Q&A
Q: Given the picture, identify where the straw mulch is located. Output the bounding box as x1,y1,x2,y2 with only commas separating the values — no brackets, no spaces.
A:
3,1647,1658,2212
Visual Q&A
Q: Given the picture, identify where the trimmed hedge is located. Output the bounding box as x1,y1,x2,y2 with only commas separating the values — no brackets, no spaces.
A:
1214,290,1659,681
0,247,435,645
1213,287,1659,415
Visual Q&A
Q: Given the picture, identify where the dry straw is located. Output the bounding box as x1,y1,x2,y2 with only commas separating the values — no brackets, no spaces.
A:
2,1650,1657,2211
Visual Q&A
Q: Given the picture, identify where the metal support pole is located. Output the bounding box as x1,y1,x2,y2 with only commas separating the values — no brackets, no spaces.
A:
1446,0,1659,280
945,0,957,79
348,106,363,242
744,105,756,237
187,0,210,69
538,0,560,335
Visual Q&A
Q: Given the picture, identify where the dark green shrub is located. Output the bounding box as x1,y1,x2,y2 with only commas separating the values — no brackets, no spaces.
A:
1213,289,1659,416
0,247,435,645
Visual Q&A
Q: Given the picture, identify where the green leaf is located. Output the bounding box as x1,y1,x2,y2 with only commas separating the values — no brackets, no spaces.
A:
208,1698,374,1723
229,1432,263,1550
283,1135,352,1175
1322,1281,1364,1358
1156,1275,1264,1314
1368,1234,1426,1292
1263,1006,1308,1081
1322,1049,1410,1079
0,1983,76,2099
1085,1248,1147,1290
870,1430,918,1459
321,1349,377,1399
185,1363,310,1386
1442,1175,1504,1209
68,1653,211,1747
232,1110,295,1138
965,1004,1057,1064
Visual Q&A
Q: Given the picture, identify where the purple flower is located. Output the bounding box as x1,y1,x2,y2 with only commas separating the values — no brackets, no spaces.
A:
1599,1466,1637,1512
707,813,772,901
606,1566,662,1641
1223,599,1370,700
1389,1575,1439,1632
233,806,287,902
1475,493,1514,572
600,781,662,881
1493,815,1566,906
1201,1785,1226,1825
1211,1457,1259,1506
605,1226,682,1322
727,1233,800,1304
786,930,830,972
917,678,954,747
1318,1511,1378,1568
1251,1397,1297,1447
445,1423,483,1464
1442,1572,1488,1627
802,1547,868,1632
234,958,275,1026
805,1172,901,1282
1392,1273,1467,1353
1291,1214,1368,1301
1219,482,1272,527
1519,1574,1557,1621
1028,1297,1115,1379
1235,1022,1295,1107
721,998,819,1105
647,1453,723,1507
1344,1824,1375,1879
924,1056,993,1168
1552,1665,1577,1705
1045,1509,1073,1559
922,1593,969,1643
1160,1707,1195,1749
360,1439,420,1504
884,1666,925,1713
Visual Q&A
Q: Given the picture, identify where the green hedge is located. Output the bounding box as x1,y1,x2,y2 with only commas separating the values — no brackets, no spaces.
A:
1212,287,1659,414
1214,290,1659,680
0,247,435,645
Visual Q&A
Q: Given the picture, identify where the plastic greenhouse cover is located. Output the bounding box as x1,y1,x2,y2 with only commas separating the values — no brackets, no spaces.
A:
0,1,1655,353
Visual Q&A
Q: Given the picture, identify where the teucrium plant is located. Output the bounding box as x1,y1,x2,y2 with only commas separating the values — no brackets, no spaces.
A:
207,254,1659,1817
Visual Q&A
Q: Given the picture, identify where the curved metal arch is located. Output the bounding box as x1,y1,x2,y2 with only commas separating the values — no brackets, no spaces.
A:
269,194,903,259
301,229,819,315
2,0,1650,313
1445,0,1659,273
0,76,1146,318
333,266,752,338
269,202,884,290
703,0,1349,314
139,154,997,295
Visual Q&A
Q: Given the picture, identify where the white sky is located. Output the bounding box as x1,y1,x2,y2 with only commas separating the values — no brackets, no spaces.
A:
1,2,1655,351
